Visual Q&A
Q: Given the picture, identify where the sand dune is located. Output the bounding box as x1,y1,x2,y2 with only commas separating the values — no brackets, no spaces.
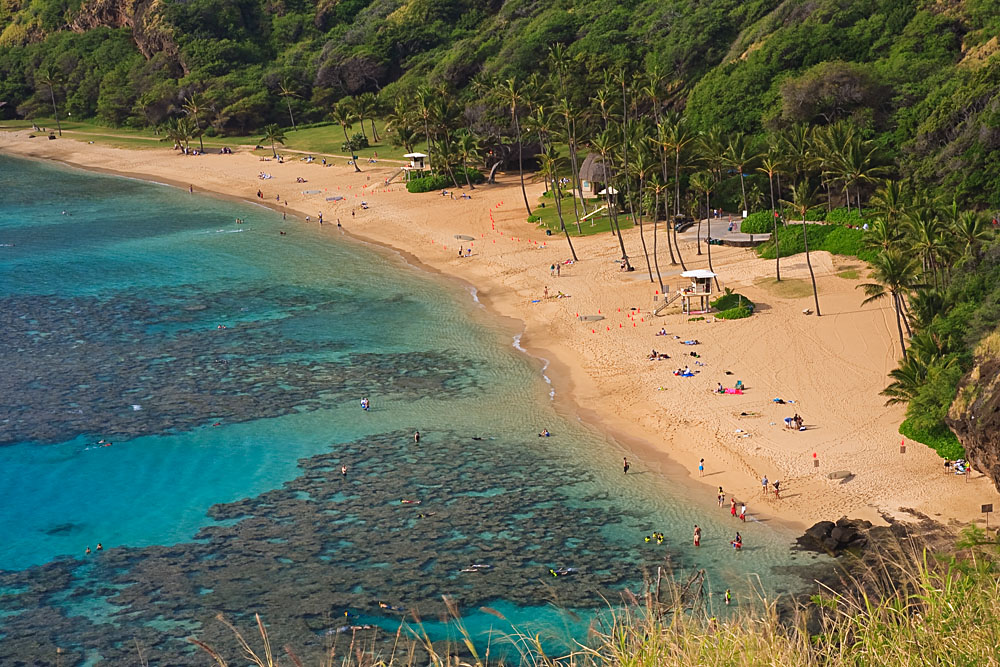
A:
3,131,994,530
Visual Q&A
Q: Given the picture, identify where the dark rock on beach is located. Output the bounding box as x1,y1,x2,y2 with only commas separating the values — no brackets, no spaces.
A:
946,328,1000,493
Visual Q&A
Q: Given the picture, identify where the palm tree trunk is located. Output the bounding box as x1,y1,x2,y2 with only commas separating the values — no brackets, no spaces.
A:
636,176,653,283
739,168,747,214
567,127,588,216
286,98,296,130
696,219,702,255
673,221,687,270
49,86,62,137
271,139,277,158
567,139,584,233
462,157,474,190
371,118,379,142
603,160,629,261
674,150,681,217
706,192,719,290
892,291,907,360
514,115,531,216
652,193,664,292
359,116,368,141
802,218,821,316
769,174,780,281
343,126,361,172
554,180,578,261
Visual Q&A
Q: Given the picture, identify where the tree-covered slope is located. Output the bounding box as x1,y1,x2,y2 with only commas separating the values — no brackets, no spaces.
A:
1,0,998,203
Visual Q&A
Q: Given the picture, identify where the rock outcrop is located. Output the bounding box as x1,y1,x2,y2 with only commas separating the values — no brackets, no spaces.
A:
947,329,1000,492
798,517,872,554
68,0,177,60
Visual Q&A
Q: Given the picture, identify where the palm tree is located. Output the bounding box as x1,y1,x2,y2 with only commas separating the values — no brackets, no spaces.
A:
758,153,783,280
647,175,668,292
724,132,761,215
953,210,991,259
182,94,208,153
497,78,532,217
904,208,947,289
537,147,578,261
629,146,658,283
696,128,727,183
591,130,630,264
331,102,361,172
781,179,824,316
259,124,285,159
415,86,436,170
455,131,481,190
555,97,589,224
36,68,63,137
776,124,812,180
359,92,380,142
858,249,922,358
161,117,194,153
830,135,886,213
277,82,299,130
862,217,904,254
870,179,908,224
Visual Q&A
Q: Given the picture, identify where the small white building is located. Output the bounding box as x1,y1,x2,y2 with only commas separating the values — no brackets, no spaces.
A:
402,152,428,180
678,269,717,314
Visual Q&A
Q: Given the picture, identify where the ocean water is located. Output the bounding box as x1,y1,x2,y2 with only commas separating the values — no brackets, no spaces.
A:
0,155,826,665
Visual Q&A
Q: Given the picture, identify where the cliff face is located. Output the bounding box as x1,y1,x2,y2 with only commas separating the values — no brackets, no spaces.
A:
946,330,1000,492
69,0,176,59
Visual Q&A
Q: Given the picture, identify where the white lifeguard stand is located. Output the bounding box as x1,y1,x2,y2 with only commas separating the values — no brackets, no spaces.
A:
678,269,717,314
402,152,428,181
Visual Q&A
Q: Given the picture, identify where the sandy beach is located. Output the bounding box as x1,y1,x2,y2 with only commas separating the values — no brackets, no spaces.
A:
3,130,996,531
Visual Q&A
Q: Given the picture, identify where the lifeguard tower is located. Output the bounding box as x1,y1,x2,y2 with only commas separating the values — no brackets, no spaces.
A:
678,269,716,314
402,152,428,181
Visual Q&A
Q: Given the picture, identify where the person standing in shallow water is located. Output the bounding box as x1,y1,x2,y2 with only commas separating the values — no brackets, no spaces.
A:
341,464,347,478
414,431,420,443
623,457,630,474
693,524,701,547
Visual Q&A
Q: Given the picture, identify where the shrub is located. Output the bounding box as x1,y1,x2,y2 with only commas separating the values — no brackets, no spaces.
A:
741,210,778,234
716,305,753,319
406,173,451,193
526,214,541,223
899,417,964,459
711,288,755,312
341,132,369,152
826,207,871,225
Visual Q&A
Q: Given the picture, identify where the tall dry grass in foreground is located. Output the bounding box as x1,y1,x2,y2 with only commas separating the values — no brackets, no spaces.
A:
190,529,1000,666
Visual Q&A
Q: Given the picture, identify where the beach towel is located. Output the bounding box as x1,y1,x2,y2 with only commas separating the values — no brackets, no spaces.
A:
680,372,695,377
724,388,743,394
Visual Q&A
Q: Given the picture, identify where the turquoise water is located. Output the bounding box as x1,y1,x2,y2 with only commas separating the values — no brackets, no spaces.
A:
0,155,825,664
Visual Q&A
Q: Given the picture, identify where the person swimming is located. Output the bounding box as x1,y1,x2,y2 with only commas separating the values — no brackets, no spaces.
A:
538,428,550,437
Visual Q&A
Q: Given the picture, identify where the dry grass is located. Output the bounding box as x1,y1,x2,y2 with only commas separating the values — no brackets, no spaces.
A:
753,277,815,299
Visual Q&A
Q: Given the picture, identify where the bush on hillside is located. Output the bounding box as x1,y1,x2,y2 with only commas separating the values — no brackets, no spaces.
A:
741,210,778,234
826,207,872,225
716,305,752,319
756,223,875,261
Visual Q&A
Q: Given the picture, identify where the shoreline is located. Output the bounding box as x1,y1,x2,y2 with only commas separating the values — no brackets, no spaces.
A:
2,131,995,532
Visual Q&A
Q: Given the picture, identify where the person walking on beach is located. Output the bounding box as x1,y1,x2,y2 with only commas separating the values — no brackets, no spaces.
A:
550,263,556,276
698,458,705,476
717,487,725,507
693,524,701,547
623,457,630,474
189,184,193,194
556,264,561,277
740,502,747,522
730,497,738,518
761,475,769,495
543,286,549,299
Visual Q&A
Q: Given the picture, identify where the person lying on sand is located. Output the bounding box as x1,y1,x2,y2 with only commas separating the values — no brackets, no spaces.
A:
657,328,668,336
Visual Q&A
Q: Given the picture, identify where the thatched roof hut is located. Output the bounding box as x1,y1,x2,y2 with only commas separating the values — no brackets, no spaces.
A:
578,153,615,194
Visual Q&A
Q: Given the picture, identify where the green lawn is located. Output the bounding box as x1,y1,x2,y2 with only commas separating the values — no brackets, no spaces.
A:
532,192,634,236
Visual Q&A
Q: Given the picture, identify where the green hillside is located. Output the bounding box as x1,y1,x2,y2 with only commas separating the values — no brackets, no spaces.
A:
1,0,999,204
